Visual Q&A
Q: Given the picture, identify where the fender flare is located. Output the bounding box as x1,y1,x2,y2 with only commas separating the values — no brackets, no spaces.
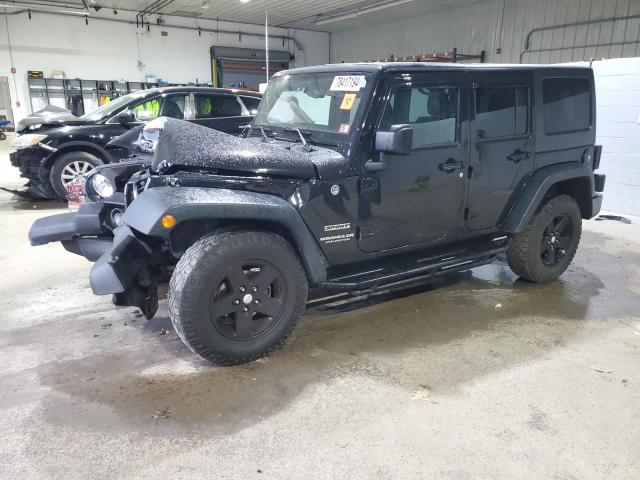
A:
123,186,329,284
501,162,595,233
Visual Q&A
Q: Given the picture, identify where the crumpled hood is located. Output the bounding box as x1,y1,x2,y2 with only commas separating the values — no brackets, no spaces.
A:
16,110,80,133
145,118,349,180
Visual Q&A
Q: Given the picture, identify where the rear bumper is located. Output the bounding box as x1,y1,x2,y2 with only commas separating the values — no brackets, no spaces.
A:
592,193,603,218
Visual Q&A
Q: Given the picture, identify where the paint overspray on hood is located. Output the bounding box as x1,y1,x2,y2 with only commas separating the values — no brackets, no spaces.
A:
127,117,350,180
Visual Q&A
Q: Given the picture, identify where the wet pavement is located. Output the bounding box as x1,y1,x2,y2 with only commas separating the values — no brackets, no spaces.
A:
1,135,639,479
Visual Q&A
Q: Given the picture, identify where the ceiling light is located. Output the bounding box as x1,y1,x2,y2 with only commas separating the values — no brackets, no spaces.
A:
315,0,416,26
240,0,251,3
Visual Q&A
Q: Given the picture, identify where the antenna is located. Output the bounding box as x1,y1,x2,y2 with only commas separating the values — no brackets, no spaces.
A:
265,10,270,84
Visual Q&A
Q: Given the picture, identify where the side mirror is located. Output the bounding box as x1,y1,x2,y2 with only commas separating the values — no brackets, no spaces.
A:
375,124,413,155
115,110,135,125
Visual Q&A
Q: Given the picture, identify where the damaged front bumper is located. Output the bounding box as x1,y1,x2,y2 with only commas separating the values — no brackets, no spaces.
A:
90,225,160,318
29,202,119,261
29,201,165,318
8,146,56,198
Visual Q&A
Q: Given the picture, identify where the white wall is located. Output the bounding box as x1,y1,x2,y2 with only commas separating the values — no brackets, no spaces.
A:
592,57,640,216
0,9,330,123
330,0,640,64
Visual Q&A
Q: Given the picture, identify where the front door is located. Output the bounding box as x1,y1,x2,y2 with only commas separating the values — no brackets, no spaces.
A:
466,73,534,231
357,74,468,253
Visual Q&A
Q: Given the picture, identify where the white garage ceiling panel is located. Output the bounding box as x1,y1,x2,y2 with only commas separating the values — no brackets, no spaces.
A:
3,0,481,30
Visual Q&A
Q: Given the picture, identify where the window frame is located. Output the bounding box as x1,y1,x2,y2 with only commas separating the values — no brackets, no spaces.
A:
541,77,592,135
473,84,532,143
376,80,462,151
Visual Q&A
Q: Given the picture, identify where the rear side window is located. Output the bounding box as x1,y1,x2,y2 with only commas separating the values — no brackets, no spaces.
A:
194,94,242,119
381,86,459,148
475,86,529,139
543,78,591,134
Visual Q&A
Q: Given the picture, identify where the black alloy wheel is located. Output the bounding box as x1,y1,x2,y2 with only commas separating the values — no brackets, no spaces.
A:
540,214,574,267
210,259,287,340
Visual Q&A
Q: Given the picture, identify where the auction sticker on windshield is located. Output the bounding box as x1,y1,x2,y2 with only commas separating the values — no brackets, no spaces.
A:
330,75,366,91
340,93,356,110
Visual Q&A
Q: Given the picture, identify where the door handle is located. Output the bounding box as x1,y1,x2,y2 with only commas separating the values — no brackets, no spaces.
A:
507,149,530,163
365,159,387,172
438,158,464,173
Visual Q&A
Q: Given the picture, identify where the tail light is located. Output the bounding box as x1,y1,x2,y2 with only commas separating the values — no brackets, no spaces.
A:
593,145,602,170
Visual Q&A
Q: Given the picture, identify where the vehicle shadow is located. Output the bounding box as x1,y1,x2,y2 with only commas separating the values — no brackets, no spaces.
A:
34,233,638,437
0,192,65,212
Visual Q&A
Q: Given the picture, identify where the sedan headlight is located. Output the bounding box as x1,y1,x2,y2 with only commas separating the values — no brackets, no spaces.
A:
10,134,48,150
91,173,115,198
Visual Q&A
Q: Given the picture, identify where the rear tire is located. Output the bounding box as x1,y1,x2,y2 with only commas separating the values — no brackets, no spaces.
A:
507,195,582,283
50,151,102,200
168,230,308,365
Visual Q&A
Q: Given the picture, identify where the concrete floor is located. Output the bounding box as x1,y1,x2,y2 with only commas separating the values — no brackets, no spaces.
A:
0,134,639,480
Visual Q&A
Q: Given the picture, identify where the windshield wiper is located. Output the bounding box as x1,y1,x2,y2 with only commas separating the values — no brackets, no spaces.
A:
283,127,313,152
242,124,272,142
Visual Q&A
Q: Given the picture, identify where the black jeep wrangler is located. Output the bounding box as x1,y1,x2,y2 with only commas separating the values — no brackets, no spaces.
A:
29,63,605,365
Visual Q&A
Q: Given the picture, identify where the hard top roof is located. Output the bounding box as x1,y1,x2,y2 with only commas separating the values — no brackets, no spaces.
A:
275,62,592,77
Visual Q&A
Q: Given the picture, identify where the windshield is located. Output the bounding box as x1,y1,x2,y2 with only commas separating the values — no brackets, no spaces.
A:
80,91,148,122
254,72,372,139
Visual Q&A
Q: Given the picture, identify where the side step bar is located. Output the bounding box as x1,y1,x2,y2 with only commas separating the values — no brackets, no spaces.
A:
319,243,509,294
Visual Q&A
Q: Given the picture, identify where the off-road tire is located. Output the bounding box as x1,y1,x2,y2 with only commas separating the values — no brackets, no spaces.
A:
507,194,582,283
50,151,102,200
168,230,308,365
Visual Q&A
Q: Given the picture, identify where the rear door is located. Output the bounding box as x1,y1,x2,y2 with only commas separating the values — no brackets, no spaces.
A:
189,92,249,134
466,72,534,231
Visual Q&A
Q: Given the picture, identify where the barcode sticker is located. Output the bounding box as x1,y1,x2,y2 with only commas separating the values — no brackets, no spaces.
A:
330,75,366,91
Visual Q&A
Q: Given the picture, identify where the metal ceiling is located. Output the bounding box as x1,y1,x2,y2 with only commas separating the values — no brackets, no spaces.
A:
0,0,480,31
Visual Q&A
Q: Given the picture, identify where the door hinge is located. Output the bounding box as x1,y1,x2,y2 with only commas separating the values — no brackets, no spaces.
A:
464,208,470,220
358,226,376,240
360,177,378,193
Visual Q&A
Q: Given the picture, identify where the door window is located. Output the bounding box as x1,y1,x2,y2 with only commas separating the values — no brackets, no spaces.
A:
132,94,186,121
474,86,529,138
475,87,529,138
195,94,242,119
381,86,458,148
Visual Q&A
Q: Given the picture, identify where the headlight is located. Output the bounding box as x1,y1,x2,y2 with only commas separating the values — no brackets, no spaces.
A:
10,134,48,149
91,173,115,198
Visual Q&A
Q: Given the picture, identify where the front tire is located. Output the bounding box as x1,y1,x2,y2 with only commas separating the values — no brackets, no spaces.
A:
507,195,582,283
50,151,102,200
168,230,308,365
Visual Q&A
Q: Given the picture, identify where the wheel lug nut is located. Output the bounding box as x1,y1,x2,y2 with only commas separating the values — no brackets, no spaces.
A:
239,286,246,293
243,306,249,312
233,299,240,305
252,286,258,292
254,299,260,304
